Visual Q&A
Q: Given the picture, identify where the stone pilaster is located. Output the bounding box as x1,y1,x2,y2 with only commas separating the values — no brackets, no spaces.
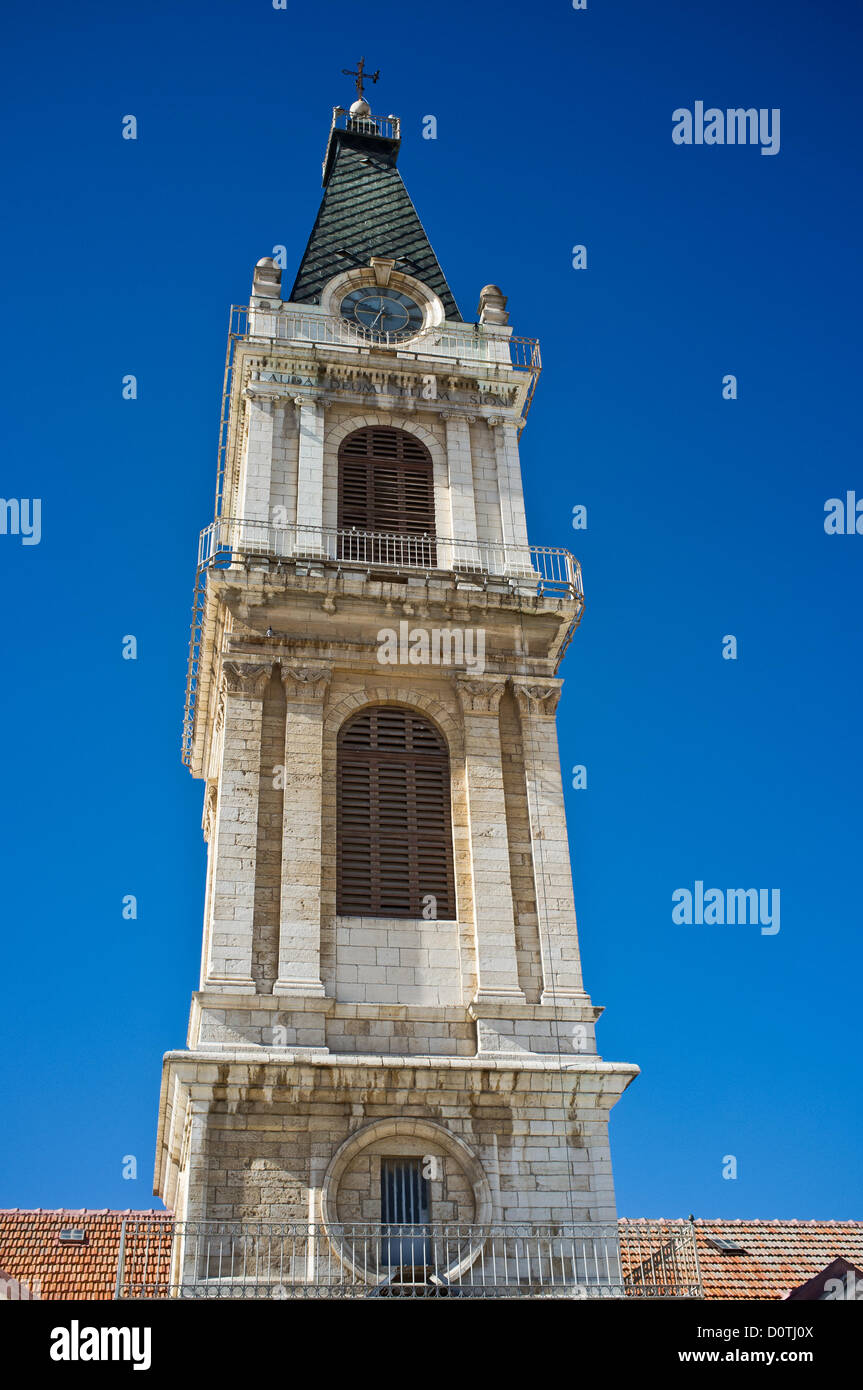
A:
455,675,526,1004
241,391,275,528
294,396,325,552
441,411,479,567
203,660,271,993
273,664,332,997
511,677,587,1003
489,417,530,552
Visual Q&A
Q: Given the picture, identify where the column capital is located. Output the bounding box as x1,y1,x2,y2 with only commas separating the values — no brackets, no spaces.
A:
279,664,332,701
202,782,218,843
221,660,273,699
454,674,507,715
510,676,563,718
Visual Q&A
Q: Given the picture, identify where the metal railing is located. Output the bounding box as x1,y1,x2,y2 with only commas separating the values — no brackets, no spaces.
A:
115,1220,702,1300
198,516,581,597
328,106,401,144
240,302,541,373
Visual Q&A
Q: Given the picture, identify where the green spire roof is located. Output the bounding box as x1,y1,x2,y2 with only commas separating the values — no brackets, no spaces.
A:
289,123,462,321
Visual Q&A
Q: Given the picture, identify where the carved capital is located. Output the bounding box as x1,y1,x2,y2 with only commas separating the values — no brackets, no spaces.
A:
511,677,563,718
454,674,507,715
221,660,273,699
202,781,218,842
280,664,332,701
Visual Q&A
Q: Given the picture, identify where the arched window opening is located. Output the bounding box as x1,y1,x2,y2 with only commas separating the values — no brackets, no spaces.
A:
337,706,455,918
338,427,436,566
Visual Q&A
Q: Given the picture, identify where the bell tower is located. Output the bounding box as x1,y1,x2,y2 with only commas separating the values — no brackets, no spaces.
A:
155,74,638,1293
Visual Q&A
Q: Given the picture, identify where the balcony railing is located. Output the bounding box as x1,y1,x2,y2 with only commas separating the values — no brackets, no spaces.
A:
239,302,541,374
115,1220,702,1300
198,516,582,598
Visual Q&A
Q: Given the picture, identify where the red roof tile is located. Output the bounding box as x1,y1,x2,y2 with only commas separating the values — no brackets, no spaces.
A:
0,1210,172,1301
619,1218,863,1300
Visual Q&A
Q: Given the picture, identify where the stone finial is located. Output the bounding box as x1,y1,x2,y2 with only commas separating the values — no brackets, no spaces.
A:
251,256,282,304
477,284,509,326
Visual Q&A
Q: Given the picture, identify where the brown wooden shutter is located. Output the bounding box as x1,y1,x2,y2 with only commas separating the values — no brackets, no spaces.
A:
338,428,436,566
337,706,455,918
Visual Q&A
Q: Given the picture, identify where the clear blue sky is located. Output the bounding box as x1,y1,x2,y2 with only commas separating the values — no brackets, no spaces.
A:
1,0,860,1220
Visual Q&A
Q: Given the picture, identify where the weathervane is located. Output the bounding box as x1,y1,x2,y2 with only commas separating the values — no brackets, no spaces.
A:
342,56,380,101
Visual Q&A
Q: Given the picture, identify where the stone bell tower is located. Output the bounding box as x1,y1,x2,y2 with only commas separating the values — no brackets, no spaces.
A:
154,76,638,1287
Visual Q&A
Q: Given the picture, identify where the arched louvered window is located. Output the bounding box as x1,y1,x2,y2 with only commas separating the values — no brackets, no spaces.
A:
338,427,436,566
337,706,455,919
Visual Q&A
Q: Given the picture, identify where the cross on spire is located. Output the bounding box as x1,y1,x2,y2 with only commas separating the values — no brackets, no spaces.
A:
342,56,380,100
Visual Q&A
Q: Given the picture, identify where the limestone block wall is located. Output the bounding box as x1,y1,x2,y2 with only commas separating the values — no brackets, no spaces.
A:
184,1061,621,1227
333,915,462,1006
323,1005,476,1057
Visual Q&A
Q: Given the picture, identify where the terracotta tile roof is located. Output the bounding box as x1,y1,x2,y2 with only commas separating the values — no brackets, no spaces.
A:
619,1218,863,1300
0,1210,171,1301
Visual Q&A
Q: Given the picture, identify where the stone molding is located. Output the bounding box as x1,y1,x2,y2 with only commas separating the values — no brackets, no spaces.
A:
322,687,461,754
321,1117,494,1275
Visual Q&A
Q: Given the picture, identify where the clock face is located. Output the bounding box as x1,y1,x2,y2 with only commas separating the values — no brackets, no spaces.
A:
339,287,424,339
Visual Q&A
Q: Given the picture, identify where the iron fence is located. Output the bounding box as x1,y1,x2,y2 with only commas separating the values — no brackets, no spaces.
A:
115,1219,701,1300
197,515,581,596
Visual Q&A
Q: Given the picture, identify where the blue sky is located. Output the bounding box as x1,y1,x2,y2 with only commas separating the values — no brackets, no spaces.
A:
1,0,860,1220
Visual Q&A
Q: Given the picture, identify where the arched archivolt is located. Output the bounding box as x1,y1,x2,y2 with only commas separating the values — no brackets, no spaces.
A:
324,413,444,462
323,687,462,758
322,1116,492,1212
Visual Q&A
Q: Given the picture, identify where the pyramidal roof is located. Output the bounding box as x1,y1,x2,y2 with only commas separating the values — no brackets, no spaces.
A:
288,117,462,321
